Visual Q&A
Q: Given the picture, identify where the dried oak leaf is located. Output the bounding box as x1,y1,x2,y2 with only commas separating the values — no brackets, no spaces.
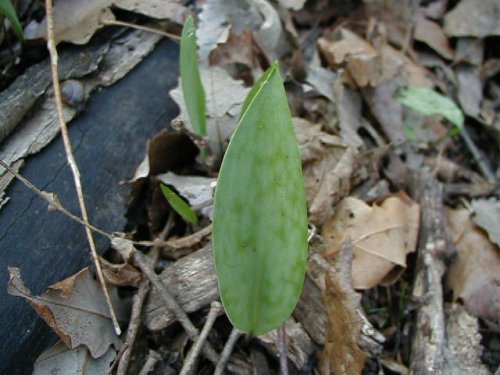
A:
471,198,500,248
33,341,116,375
444,0,500,37
8,267,129,358
319,241,365,375
414,13,454,60
99,256,142,287
322,193,420,289
318,29,433,88
209,28,265,85
363,0,413,48
446,208,500,331
293,118,357,225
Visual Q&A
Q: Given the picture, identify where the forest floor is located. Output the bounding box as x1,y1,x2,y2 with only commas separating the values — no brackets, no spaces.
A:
1,0,499,374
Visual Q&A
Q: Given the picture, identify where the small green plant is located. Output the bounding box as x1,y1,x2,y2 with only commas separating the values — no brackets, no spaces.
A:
0,0,23,43
395,85,464,137
179,18,308,336
213,62,308,335
160,184,198,225
180,16,206,139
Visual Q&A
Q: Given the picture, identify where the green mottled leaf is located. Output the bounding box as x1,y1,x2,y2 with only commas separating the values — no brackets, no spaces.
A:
180,15,206,136
0,0,24,43
396,85,464,130
160,184,198,225
213,61,308,336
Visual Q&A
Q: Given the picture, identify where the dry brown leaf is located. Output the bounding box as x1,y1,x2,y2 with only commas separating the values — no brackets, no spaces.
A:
363,0,413,48
99,256,142,287
24,0,115,45
319,29,432,88
444,0,500,37
318,29,377,70
322,193,420,289
362,77,406,143
333,77,364,147
209,28,265,85
471,198,500,248
414,14,454,60
319,241,365,375
24,0,187,45
456,65,483,117
293,118,357,225
116,0,187,23
33,341,116,375
7,267,129,358
446,208,500,331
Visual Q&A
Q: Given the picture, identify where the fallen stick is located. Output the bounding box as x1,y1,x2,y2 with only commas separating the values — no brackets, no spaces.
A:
409,170,453,373
180,301,223,375
214,328,242,375
111,237,220,365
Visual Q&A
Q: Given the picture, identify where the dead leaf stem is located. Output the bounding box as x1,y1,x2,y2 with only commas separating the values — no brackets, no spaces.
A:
100,18,180,41
180,301,223,375
45,0,120,335
214,327,242,375
278,323,289,375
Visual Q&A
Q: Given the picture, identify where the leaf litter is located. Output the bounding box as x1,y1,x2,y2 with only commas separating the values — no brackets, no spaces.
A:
3,0,500,373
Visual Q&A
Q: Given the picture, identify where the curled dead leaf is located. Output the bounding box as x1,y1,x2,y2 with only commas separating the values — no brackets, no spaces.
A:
319,240,365,375
322,193,420,289
99,256,142,287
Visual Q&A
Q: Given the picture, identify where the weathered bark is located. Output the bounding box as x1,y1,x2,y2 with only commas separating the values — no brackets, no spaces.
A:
409,170,453,375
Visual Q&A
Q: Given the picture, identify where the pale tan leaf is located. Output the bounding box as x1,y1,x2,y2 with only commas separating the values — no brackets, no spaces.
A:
471,198,500,248
322,193,420,289
446,208,500,331
8,267,129,358
115,0,187,23
170,66,250,157
99,257,142,287
33,341,116,375
414,14,454,60
444,0,500,37
24,0,114,45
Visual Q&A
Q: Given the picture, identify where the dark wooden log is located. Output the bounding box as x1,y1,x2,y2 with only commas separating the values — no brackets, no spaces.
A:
0,39,185,374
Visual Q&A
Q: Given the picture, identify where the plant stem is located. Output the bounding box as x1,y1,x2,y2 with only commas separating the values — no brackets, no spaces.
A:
278,323,289,375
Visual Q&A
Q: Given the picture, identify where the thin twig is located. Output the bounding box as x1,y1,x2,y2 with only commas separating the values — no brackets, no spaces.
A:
115,217,174,375
137,350,162,375
0,160,112,240
460,128,497,183
111,238,220,365
45,0,121,335
278,324,289,375
180,301,223,375
214,328,242,375
100,18,180,41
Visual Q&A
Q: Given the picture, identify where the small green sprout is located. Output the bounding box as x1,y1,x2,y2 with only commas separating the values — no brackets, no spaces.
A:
0,0,24,43
180,15,206,138
396,85,464,133
160,184,198,225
